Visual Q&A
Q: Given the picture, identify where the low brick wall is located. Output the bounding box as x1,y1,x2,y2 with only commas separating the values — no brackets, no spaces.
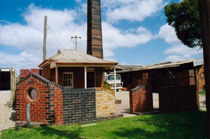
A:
96,88,115,117
16,74,117,126
62,88,96,124
159,85,199,113
16,73,63,126
130,85,153,114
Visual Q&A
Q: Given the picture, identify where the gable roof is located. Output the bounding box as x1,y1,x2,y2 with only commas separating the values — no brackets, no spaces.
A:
39,49,117,68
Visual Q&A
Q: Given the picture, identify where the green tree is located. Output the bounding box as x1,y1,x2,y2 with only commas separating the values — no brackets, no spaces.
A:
165,0,202,48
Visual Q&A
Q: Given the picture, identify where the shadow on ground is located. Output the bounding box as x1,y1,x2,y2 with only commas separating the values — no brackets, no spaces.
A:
36,126,83,139
113,110,208,139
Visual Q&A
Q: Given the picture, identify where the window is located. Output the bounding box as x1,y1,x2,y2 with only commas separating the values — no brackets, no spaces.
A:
63,72,73,88
107,74,121,80
27,88,38,102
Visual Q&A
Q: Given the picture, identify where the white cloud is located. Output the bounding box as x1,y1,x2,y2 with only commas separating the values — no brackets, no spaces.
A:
103,22,152,49
0,51,41,73
164,55,187,62
102,22,153,59
0,3,154,72
156,23,180,44
103,0,167,22
156,24,203,62
165,44,202,56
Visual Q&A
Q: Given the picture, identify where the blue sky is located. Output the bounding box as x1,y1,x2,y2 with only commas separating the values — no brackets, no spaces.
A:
0,0,203,72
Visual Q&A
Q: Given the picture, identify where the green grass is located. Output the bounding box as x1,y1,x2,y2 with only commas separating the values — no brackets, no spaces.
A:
199,90,206,95
2,111,207,139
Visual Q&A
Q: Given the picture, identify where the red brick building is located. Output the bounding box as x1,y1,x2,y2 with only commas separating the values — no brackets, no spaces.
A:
39,49,117,89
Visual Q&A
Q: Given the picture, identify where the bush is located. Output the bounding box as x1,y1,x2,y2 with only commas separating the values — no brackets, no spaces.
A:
104,81,111,90
199,90,206,95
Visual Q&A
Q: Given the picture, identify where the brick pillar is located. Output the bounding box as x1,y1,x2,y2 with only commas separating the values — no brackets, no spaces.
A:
87,0,103,59
130,86,153,113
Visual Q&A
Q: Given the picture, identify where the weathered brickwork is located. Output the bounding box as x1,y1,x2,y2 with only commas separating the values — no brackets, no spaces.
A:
62,88,96,124
20,69,30,78
87,0,103,59
96,88,115,117
159,86,199,113
20,69,42,79
16,73,63,126
130,85,153,114
16,73,117,126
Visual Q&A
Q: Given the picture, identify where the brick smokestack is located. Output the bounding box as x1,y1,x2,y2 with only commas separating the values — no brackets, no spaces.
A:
87,0,103,59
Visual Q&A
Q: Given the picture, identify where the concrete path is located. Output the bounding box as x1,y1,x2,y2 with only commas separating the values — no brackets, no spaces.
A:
0,91,15,135
115,91,136,117
199,94,206,111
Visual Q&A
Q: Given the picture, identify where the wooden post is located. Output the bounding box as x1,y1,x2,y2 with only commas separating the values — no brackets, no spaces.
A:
114,66,117,98
198,0,210,138
43,16,47,61
84,66,87,89
55,66,58,84
27,104,30,127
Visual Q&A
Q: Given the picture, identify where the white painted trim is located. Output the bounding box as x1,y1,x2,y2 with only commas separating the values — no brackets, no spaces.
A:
56,65,114,68
114,66,117,98
84,67,87,89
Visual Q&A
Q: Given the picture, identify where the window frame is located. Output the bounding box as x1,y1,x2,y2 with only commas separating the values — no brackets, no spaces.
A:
63,72,74,88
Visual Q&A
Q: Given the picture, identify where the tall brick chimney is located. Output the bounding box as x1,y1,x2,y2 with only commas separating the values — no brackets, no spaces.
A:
87,0,103,59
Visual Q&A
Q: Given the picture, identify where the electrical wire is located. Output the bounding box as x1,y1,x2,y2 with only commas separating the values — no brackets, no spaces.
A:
47,25,65,49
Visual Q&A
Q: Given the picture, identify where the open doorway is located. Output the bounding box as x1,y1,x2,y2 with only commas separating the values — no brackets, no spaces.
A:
152,92,159,110
87,72,95,88
0,71,10,90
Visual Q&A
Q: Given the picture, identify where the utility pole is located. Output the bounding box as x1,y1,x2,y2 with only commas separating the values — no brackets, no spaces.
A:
198,0,210,138
71,36,81,50
43,16,47,61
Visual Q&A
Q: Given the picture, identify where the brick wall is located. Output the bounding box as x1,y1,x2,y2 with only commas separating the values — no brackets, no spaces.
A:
20,69,30,78
50,67,85,88
159,86,199,113
62,88,96,124
17,73,118,126
95,68,104,88
96,88,115,117
42,65,51,80
16,73,63,126
46,84,63,125
197,66,205,91
20,69,42,79
130,85,153,114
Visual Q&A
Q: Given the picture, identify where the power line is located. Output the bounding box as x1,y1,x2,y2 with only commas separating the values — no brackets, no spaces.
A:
47,25,65,49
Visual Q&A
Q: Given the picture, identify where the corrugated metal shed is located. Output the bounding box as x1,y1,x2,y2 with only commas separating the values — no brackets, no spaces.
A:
117,58,203,73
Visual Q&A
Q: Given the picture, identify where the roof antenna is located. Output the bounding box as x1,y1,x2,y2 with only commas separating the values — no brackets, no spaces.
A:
71,36,81,50
43,16,47,61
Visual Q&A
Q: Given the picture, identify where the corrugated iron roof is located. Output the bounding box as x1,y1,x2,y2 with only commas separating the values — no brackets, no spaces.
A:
117,58,203,73
39,49,117,68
